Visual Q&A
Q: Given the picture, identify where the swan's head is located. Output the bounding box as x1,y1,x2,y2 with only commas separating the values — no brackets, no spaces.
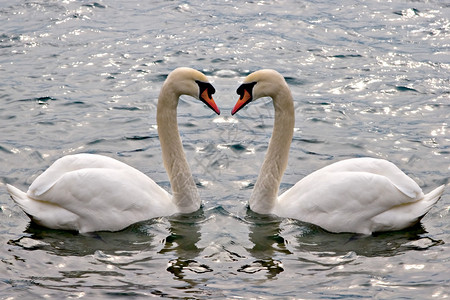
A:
231,69,287,115
165,67,220,115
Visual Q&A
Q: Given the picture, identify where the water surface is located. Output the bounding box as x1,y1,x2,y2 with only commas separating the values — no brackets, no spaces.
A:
1,0,449,298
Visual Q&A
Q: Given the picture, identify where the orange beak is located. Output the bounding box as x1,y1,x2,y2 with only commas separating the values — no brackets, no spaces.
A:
231,89,252,115
200,89,220,115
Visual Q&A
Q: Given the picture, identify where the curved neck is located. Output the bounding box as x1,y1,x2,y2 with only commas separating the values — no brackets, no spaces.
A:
249,88,295,214
157,84,200,213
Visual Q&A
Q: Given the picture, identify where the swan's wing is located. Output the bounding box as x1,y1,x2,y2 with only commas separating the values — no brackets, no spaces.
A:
25,157,176,232
316,158,423,199
277,171,423,234
29,154,133,197
34,168,175,232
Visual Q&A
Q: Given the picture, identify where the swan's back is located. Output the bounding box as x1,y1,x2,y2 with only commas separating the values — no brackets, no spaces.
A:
28,154,139,196
8,154,175,233
307,158,423,198
276,158,444,234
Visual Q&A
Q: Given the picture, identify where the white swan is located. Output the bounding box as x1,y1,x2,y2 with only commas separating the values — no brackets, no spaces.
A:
7,67,220,233
232,69,445,234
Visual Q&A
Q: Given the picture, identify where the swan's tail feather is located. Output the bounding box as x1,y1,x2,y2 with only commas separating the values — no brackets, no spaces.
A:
7,184,79,230
420,184,445,217
6,184,30,211
371,184,445,232
407,184,445,226
6,184,44,220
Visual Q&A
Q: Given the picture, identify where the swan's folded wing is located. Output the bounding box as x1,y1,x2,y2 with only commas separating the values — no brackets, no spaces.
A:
28,154,136,197
318,158,423,199
27,167,175,232
277,171,423,234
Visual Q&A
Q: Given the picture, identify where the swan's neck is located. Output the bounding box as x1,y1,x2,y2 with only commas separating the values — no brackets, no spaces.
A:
249,88,295,214
157,86,200,213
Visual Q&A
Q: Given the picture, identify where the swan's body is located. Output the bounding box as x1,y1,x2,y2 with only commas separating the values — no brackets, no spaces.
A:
7,67,220,233
7,154,174,233
232,69,445,234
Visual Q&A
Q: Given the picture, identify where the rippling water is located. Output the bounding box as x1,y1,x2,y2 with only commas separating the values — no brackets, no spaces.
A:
0,0,449,298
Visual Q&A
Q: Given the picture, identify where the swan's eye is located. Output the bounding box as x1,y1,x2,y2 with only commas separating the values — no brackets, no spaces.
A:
195,81,215,98
236,85,245,97
236,82,256,100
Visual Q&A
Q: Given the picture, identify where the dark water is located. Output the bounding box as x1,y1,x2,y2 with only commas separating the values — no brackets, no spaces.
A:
1,0,449,298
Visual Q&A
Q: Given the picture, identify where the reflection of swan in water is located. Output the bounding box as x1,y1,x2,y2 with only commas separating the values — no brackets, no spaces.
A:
8,220,164,256
238,209,288,278
239,211,443,276
9,210,207,260
9,213,210,275
7,217,208,293
161,211,213,279
280,219,443,259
